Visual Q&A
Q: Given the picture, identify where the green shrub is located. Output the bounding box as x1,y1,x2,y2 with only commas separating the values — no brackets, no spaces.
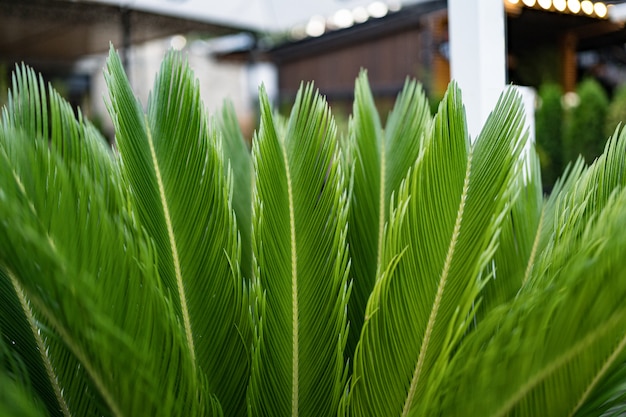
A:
0,63,7,109
564,78,609,164
1,48,626,417
606,84,626,138
535,82,564,189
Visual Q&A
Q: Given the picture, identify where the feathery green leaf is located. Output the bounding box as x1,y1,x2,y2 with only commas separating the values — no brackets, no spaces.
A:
104,48,250,416
348,83,527,417
345,71,431,365
478,147,543,319
216,100,253,281
434,187,626,416
248,85,350,417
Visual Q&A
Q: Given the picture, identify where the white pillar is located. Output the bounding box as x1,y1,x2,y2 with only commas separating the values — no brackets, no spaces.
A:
448,0,506,140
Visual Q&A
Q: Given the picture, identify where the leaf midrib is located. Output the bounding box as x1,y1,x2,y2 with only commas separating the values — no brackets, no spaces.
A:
376,137,386,276
568,330,626,417
9,271,72,417
280,139,299,417
522,207,545,286
145,116,196,364
3,154,114,417
492,312,626,417
401,150,473,417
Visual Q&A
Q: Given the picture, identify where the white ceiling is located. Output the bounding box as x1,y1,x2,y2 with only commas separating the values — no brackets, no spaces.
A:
87,0,432,32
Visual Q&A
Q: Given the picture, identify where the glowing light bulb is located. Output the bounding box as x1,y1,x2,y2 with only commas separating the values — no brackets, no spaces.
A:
567,0,581,13
367,1,388,18
553,0,567,11
352,7,369,23
170,35,186,50
332,9,354,28
522,0,536,6
538,0,551,9
581,0,593,14
594,2,608,18
306,16,326,37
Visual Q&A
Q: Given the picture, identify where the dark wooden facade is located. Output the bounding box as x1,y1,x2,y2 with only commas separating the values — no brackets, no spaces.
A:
270,1,449,106
269,0,626,107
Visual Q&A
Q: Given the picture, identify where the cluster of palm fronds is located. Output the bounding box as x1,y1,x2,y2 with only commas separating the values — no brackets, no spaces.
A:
0,47,625,417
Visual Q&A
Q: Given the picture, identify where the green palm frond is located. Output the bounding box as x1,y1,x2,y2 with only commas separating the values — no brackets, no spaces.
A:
248,85,350,417
0,66,128,417
478,146,543,319
345,71,431,363
216,100,253,281
531,127,626,294
0,265,85,417
104,48,250,416
0,123,218,416
348,83,527,417
434,186,626,416
0,329,48,417
1,48,626,417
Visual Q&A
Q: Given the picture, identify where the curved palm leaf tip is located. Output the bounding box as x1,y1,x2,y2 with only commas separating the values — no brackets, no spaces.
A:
0,120,220,416
436,186,626,417
0,67,123,417
216,100,253,282
348,83,527,417
478,147,542,320
248,84,350,417
105,48,250,416
0,50,225,417
345,71,431,365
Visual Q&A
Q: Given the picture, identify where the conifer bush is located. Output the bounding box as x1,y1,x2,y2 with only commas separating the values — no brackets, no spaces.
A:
564,78,609,164
535,82,563,190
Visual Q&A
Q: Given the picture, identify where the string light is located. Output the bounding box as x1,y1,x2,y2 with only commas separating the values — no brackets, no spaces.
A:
506,0,609,19
538,0,552,9
567,0,581,13
553,0,567,11
594,2,608,17
581,0,594,14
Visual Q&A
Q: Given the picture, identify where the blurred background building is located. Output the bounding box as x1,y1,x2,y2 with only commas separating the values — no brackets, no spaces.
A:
2,0,626,181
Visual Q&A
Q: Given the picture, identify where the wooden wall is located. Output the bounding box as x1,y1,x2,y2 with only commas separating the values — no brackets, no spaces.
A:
272,5,449,107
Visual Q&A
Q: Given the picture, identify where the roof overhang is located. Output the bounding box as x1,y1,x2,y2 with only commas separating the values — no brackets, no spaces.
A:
0,0,240,72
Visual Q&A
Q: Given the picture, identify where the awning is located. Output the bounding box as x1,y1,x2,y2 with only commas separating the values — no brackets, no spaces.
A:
0,0,240,71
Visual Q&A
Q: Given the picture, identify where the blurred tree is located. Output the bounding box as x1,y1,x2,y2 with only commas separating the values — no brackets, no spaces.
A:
564,78,609,165
605,84,626,138
535,82,563,190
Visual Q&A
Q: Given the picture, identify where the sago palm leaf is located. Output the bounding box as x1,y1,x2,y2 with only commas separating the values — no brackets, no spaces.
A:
431,127,626,416
433,185,626,416
216,100,253,280
248,85,350,417
0,330,48,417
105,48,250,416
0,123,219,416
345,71,431,362
347,83,527,417
1,68,158,415
531,128,626,293
478,147,543,320
0,66,128,417
0,265,92,417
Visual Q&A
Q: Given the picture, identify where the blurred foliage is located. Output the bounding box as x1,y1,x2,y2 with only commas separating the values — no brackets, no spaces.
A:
0,64,7,108
564,78,609,165
535,83,564,190
606,84,626,138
